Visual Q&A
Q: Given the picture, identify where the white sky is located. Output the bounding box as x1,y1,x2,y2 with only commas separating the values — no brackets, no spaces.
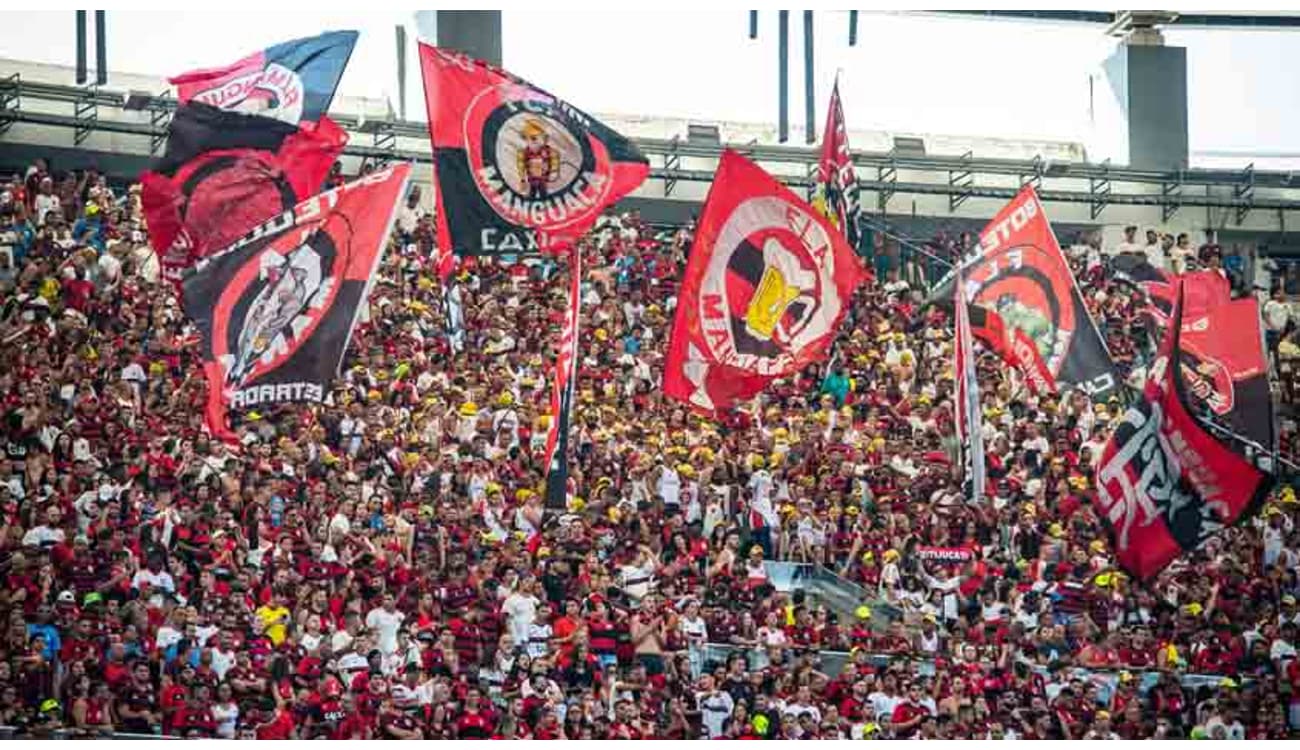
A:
3,10,1300,164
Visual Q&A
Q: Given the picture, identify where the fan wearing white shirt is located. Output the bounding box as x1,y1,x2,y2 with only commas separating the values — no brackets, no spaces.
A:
365,593,406,655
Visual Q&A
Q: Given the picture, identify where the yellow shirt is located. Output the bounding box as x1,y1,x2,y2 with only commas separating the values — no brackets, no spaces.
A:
255,605,291,646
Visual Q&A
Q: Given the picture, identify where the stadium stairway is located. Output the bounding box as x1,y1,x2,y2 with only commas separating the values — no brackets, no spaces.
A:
762,561,899,632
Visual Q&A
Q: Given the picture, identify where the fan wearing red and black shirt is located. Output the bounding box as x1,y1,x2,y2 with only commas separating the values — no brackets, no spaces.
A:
456,688,495,739
890,683,932,738
59,618,98,665
171,685,217,738
377,697,424,739
439,567,478,612
332,696,372,741
255,701,297,740
837,678,874,723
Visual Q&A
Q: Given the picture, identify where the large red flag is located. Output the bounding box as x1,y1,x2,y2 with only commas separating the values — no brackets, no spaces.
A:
1110,257,1267,449
663,150,867,415
417,42,648,268
182,165,410,441
1093,283,1273,580
1179,297,1274,451
141,103,346,286
931,185,1119,401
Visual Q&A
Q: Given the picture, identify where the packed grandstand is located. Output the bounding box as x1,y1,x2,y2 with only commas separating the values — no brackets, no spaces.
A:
3,23,1300,745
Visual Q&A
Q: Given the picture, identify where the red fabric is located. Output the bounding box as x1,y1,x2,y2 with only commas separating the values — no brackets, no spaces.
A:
142,108,346,286
663,150,867,415
1093,283,1273,580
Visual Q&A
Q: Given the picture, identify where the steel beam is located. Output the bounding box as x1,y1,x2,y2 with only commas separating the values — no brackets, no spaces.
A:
1019,154,1043,191
1235,163,1255,226
877,158,898,212
1161,176,1182,222
12,78,1300,192
778,10,789,143
73,88,97,146
0,73,18,136
1089,160,1112,220
803,11,815,145
8,78,1300,214
949,150,974,212
663,135,681,197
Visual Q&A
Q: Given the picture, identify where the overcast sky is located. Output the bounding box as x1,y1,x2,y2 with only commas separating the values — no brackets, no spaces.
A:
3,10,1300,166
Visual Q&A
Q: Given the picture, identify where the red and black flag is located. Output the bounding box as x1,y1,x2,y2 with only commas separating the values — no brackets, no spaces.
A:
1112,255,1230,325
141,103,347,286
930,185,1120,401
183,164,411,442
936,301,1057,395
953,266,986,502
810,80,860,248
663,150,868,415
417,42,649,268
543,248,582,509
1108,259,1263,444
1180,297,1274,452
1093,282,1274,580
171,30,357,126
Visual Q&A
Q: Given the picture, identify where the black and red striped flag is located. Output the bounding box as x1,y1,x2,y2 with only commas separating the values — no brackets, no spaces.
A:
810,80,860,248
1094,282,1273,580
953,265,986,502
543,248,582,508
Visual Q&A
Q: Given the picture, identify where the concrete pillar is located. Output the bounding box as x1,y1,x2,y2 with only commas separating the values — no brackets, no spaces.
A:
1101,41,1189,171
419,10,502,67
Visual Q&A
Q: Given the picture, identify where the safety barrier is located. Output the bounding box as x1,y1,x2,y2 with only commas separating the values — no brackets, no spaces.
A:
0,726,178,740
699,642,1240,701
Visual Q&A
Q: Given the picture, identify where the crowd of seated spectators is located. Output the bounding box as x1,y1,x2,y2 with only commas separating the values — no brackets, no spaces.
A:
0,156,1298,740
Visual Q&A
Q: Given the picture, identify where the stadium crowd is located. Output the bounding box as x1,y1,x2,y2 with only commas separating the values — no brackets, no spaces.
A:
1,157,1299,740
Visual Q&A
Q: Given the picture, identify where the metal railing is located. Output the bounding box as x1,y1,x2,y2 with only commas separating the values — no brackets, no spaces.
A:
5,76,1300,217
0,726,177,740
699,642,1243,699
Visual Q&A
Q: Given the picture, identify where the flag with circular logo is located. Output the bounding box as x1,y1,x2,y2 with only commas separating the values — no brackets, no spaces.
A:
930,185,1120,401
664,150,868,415
183,164,411,441
418,42,649,265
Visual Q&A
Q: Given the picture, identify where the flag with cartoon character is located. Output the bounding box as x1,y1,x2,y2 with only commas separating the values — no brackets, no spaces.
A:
417,42,649,262
183,164,411,441
929,185,1120,401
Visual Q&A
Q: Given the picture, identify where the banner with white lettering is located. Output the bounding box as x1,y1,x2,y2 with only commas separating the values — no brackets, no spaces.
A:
183,165,411,441
930,185,1120,401
915,545,976,565
1092,283,1273,580
417,42,648,260
663,150,868,415
171,30,357,126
